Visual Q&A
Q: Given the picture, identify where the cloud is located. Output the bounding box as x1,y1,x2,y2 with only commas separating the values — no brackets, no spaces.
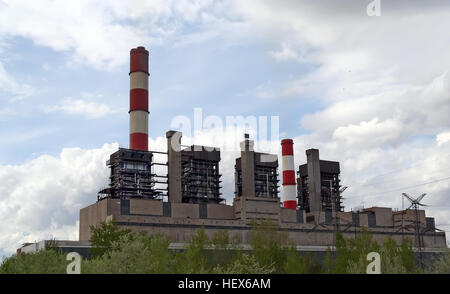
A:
0,0,221,70
0,62,34,101
43,98,117,119
299,69,450,149
0,127,58,146
0,107,17,122
437,131,450,146
268,43,302,63
0,143,118,255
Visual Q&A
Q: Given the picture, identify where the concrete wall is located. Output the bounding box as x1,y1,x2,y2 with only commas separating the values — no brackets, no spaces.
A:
207,203,235,219
166,131,182,203
280,208,297,223
361,207,394,227
306,149,322,213
79,199,112,241
306,211,326,224
359,213,369,227
79,198,446,249
337,211,353,224
172,203,199,219
393,210,427,227
111,213,446,249
130,199,163,216
233,196,280,223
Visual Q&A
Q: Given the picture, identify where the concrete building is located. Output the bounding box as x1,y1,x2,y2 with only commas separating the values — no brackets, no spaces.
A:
79,144,446,249
234,134,279,199
297,149,344,220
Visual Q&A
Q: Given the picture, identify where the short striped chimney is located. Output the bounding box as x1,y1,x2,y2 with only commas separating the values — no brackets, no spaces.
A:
129,46,149,151
281,139,297,209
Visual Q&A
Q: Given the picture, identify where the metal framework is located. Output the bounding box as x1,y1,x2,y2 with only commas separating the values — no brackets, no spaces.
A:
234,153,279,198
297,161,344,212
254,165,278,198
98,148,162,200
320,173,344,212
180,146,223,204
402,192,427,268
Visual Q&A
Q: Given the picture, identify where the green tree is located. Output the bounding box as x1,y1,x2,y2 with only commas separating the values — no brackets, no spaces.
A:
379,237,419,274
249,219,290,273
173,228,211,274
428,246,450,274
213,253,275,274
89,221,132,258
331,228,380,273
333,230,418,274
211,230,233,267
0,249,67,274
83,232,171,274
284,249,323,274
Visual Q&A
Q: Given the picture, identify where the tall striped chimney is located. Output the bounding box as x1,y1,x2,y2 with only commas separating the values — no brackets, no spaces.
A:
129,46,149,151
281,139,297,209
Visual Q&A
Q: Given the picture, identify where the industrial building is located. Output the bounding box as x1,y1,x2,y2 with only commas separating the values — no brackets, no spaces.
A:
297,149,344,215
75,46,447,255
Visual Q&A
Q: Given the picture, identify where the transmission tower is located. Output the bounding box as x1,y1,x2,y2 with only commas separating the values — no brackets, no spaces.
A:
402,192,427,268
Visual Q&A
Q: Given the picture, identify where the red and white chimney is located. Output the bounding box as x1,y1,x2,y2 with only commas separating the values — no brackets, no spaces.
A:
281,139,297,209
129,46,149,151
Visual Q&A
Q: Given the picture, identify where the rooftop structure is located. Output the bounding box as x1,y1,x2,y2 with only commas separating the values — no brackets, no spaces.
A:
234,134,279,199
297,149,344,214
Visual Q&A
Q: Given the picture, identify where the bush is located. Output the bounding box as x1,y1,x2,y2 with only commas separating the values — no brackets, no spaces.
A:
428,246,450,274
89,221,132,258
249,219,291,273
83,232,171,274
213,253,275,274
172,228,211,274
0,220,428,274
0,249,67,274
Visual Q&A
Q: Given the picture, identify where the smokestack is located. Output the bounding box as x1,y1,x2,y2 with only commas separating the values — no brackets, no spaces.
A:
281,139,297,209
129,46,149,151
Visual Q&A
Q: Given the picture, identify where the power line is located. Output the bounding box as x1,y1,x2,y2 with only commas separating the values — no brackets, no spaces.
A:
362,176,450,197
361,167,450,187
362,155,450,181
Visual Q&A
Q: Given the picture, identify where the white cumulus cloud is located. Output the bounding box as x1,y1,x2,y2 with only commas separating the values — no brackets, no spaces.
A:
0,143,118,256
43,98,117,119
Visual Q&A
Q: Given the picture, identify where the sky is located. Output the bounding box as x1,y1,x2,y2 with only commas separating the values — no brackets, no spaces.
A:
1,0,450,257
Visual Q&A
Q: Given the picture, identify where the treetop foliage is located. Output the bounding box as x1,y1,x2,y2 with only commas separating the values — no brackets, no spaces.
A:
2,220,449,274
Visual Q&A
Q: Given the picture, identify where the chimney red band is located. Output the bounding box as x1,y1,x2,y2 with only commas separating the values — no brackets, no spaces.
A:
283,200,297,210
130,89,149,112
282,170,296,185
281,139,293,156
130,47,149,74
130,133,148,151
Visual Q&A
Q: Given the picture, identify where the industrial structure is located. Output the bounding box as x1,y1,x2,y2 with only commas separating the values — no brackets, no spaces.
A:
281,139,297,210
234,134,279,199
73,46,447,253
297,149,344,214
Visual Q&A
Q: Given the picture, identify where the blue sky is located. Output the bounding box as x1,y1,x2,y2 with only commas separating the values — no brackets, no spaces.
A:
1,0,450,256
0,32,317,164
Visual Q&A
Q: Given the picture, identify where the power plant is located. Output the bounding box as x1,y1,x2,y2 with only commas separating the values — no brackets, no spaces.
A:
18,46,447,258
77,46,446,252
